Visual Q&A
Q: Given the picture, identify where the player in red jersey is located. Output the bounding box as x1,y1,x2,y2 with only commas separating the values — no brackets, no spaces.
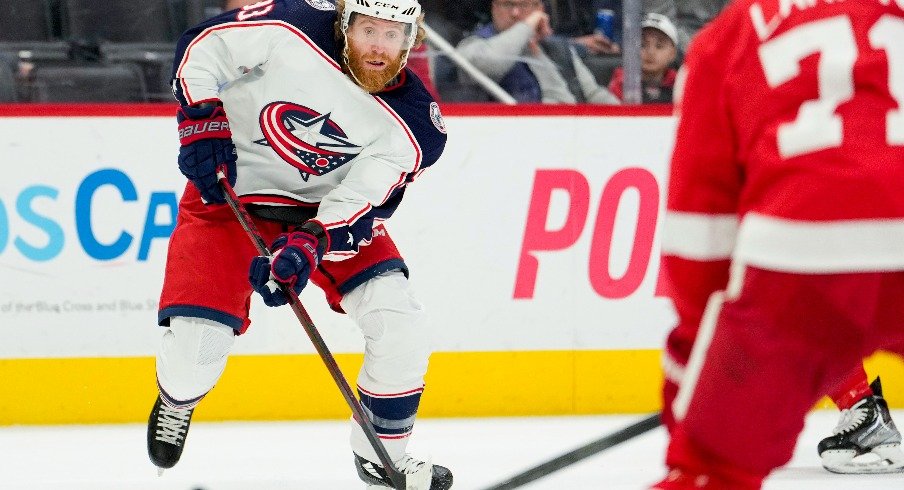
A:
652,0,904,488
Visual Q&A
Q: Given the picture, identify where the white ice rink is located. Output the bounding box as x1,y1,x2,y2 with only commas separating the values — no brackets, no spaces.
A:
2,411,903,489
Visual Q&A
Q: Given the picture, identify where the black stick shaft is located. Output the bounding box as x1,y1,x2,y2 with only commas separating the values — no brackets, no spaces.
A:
217,174,407,490
482,413,662,490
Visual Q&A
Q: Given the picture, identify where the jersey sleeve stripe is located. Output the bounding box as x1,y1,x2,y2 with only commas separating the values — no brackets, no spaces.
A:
379,173,408,206
371,96,422,205
661,211,738,260
734,213,904,272
373,96,422,172
348,203,374,224
409,168,428,182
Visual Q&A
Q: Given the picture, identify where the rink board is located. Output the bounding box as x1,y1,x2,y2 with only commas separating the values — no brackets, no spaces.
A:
1,351,902,424
0,104,901,425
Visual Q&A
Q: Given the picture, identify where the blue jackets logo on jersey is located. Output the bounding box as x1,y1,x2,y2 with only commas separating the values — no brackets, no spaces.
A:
256,102,361,181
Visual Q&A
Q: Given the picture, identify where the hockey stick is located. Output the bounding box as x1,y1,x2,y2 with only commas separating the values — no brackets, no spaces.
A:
481,412,662,490
216,171,407,490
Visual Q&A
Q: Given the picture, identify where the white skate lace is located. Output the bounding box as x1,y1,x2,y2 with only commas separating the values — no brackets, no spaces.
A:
155,404,192,445
833,403,870,435
394,455,427,475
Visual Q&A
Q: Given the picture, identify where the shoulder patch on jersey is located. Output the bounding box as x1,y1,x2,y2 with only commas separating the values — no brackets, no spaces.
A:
429,102,447,134
305,0,336,11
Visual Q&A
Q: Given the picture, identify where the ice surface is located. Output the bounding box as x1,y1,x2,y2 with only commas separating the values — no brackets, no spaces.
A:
1,411,902,489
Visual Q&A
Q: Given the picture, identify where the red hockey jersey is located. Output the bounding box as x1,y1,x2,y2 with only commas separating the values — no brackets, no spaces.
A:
661,0,904,331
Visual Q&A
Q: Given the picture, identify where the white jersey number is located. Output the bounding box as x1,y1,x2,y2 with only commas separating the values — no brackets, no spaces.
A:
872,16,904,146
758,15,904,157
237,0,276,21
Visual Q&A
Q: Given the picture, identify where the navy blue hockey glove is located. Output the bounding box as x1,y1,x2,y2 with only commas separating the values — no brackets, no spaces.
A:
177,102,237,204
249,226,326,307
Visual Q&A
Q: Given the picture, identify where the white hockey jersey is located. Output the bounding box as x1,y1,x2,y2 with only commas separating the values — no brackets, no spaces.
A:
171,0,448,259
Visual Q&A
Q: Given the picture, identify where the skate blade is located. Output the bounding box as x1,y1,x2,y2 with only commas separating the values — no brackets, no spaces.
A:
822,444,904,474
156,467,165,477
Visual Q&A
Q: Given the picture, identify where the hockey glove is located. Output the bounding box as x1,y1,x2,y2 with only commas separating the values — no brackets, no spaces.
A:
177,102,237,204
249,225,326,307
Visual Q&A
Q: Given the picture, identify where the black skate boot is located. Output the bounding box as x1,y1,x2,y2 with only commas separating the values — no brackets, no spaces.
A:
147,395,195,474
818,377,904,474
354,453,453,489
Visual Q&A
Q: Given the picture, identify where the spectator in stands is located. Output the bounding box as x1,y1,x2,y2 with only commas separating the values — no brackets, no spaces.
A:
421,0,494,101
607,13,677,104
421,0,490,37
643,0,729,53
456,0,620,104
548,0,622,86
553,0,621,57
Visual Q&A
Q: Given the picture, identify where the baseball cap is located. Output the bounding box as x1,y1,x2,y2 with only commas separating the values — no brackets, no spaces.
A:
641,13,678,46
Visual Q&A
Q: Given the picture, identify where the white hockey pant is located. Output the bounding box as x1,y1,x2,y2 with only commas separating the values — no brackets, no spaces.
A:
344,270,432,463
155,316,236,408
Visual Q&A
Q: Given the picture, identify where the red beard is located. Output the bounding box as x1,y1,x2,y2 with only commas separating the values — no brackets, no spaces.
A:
346,43,404,93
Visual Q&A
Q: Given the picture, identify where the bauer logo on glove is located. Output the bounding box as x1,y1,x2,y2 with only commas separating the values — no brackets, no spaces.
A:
178,120,231,141
249,228,324,307
176,101,237,204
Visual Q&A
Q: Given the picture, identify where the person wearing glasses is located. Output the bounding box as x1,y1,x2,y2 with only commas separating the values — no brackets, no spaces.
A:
456,0,620,104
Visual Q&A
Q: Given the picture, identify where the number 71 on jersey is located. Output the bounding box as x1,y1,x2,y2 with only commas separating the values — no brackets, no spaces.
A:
757,14,904,158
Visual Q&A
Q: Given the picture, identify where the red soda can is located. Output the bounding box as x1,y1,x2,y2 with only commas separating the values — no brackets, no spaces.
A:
596,9,615,40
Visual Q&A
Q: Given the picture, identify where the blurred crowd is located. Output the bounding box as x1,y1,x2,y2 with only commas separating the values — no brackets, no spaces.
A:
0,0,728,104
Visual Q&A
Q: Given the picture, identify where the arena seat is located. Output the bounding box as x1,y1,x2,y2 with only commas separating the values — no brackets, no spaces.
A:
27,62,149,102
63,0,178,43
0,0,53,41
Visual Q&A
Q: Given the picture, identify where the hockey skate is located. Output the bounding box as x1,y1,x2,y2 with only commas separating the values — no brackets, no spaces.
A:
818,377,904,474
354,453,453,489
147,395,195,475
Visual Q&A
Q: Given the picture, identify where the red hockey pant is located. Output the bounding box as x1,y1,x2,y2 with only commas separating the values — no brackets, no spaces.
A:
666,267,904,486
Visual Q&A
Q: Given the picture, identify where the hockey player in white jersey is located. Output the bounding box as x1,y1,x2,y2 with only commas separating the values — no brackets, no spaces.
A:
146,0,451,488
